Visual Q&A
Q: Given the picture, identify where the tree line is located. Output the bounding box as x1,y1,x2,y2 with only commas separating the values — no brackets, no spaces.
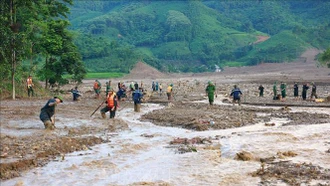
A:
0,0,86,99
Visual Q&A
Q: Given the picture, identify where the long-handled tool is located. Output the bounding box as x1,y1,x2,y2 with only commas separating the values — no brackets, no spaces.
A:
90,100,105,117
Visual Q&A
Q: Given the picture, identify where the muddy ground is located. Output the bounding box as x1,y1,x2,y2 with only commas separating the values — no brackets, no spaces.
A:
1,49,330,185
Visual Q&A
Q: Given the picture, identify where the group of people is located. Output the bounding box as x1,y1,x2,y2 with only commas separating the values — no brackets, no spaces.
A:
205,81,243,106
151,81,164,95
35,76,321,130
269,81,318,101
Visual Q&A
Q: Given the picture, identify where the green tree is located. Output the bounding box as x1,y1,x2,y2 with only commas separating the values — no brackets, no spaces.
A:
0,0,86,98
319,48,330,68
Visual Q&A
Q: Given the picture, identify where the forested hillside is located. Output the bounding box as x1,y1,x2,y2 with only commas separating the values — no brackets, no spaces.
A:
68,0,330,73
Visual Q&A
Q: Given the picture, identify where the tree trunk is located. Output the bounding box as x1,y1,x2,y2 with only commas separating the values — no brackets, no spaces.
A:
10,0,16,100
45,56,48,89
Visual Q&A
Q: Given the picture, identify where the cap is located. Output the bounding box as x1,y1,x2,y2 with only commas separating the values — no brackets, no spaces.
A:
54,96,63,103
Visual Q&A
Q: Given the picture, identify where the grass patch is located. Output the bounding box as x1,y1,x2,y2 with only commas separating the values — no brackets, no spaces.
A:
85,72,125,79
63,72,125,80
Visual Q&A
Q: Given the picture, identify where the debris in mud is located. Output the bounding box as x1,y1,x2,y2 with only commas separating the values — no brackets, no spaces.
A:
167,137,215,154
0,135,103,180
176,145,197,154
140,133,154,138
265,123,275,126
170,137,212,145
107,118,129,132
252,161,330,186
235,151,257,161
141,102,263,130
128,181,172,186
281,106,291,112
277,151,298,158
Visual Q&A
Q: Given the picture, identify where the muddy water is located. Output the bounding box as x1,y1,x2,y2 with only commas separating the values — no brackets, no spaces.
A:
2,102,330,186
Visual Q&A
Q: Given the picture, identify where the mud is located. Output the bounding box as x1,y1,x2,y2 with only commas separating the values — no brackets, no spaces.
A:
141,102,330,131
1,49,330,185
252,161,330,186
0,96,130,180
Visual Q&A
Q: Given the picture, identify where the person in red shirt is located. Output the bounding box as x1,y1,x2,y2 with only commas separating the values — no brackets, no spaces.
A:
27,75,34,97
93,80,101,98
100,89,118,119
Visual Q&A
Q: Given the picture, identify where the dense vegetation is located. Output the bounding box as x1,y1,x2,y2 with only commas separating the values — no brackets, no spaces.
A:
68,0,330,73
0,0,86,99
1,1,330,99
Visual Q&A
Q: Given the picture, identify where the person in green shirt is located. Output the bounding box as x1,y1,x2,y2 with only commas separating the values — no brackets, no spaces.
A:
273,81,277,100
105,82,111,97
205,81,216,105
280,82,286,99
258,85,264,97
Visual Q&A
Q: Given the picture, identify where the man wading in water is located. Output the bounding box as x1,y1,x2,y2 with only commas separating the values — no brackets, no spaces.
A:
39,96,63,130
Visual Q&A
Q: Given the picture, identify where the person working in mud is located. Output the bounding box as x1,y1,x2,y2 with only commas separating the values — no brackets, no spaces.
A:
205,81,216,105
133,87,143,112
71,86,81,101
230,85,243,106
159,83,163,96
155,82,159,92
310,82,318,99
118,81,122,90
93,80,101,99
100,89,118,119
302,83,309,100
258,85,264,97
167,84,173,102
117,84,127,101
280,82,286,99
134,82,139,90
293,82,299,100
152,81,156,92
130,82,135,92
39,96,63,130
273,81,278,100
26,75,34,97
105,81,111,97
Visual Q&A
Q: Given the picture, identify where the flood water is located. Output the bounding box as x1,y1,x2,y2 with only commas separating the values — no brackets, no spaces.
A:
2,102,330,186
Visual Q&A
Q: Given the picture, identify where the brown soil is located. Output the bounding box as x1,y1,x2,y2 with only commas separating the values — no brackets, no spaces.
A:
0,94,129,180
253,35,270,44
0,48,329,184
141,101,330,131
123,61,168,80
252,161,330,186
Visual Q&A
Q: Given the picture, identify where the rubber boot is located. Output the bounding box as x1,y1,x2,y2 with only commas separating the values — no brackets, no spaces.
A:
101,112,106,119
44,120,54,130
136,104,141,112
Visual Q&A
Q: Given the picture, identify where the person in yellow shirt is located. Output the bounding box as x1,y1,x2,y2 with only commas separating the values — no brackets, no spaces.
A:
27,75,34,97
167,84,173,102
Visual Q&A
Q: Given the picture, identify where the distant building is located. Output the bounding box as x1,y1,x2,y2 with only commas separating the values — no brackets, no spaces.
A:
215,65,222,72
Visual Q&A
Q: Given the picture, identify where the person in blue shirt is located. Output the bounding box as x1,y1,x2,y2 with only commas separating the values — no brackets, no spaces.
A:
40,96,63,130
71,86,81,101
230,85,243,106
133,87,143,112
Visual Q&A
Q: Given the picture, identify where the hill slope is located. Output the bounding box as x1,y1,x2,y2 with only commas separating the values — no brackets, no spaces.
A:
68,0,330,73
